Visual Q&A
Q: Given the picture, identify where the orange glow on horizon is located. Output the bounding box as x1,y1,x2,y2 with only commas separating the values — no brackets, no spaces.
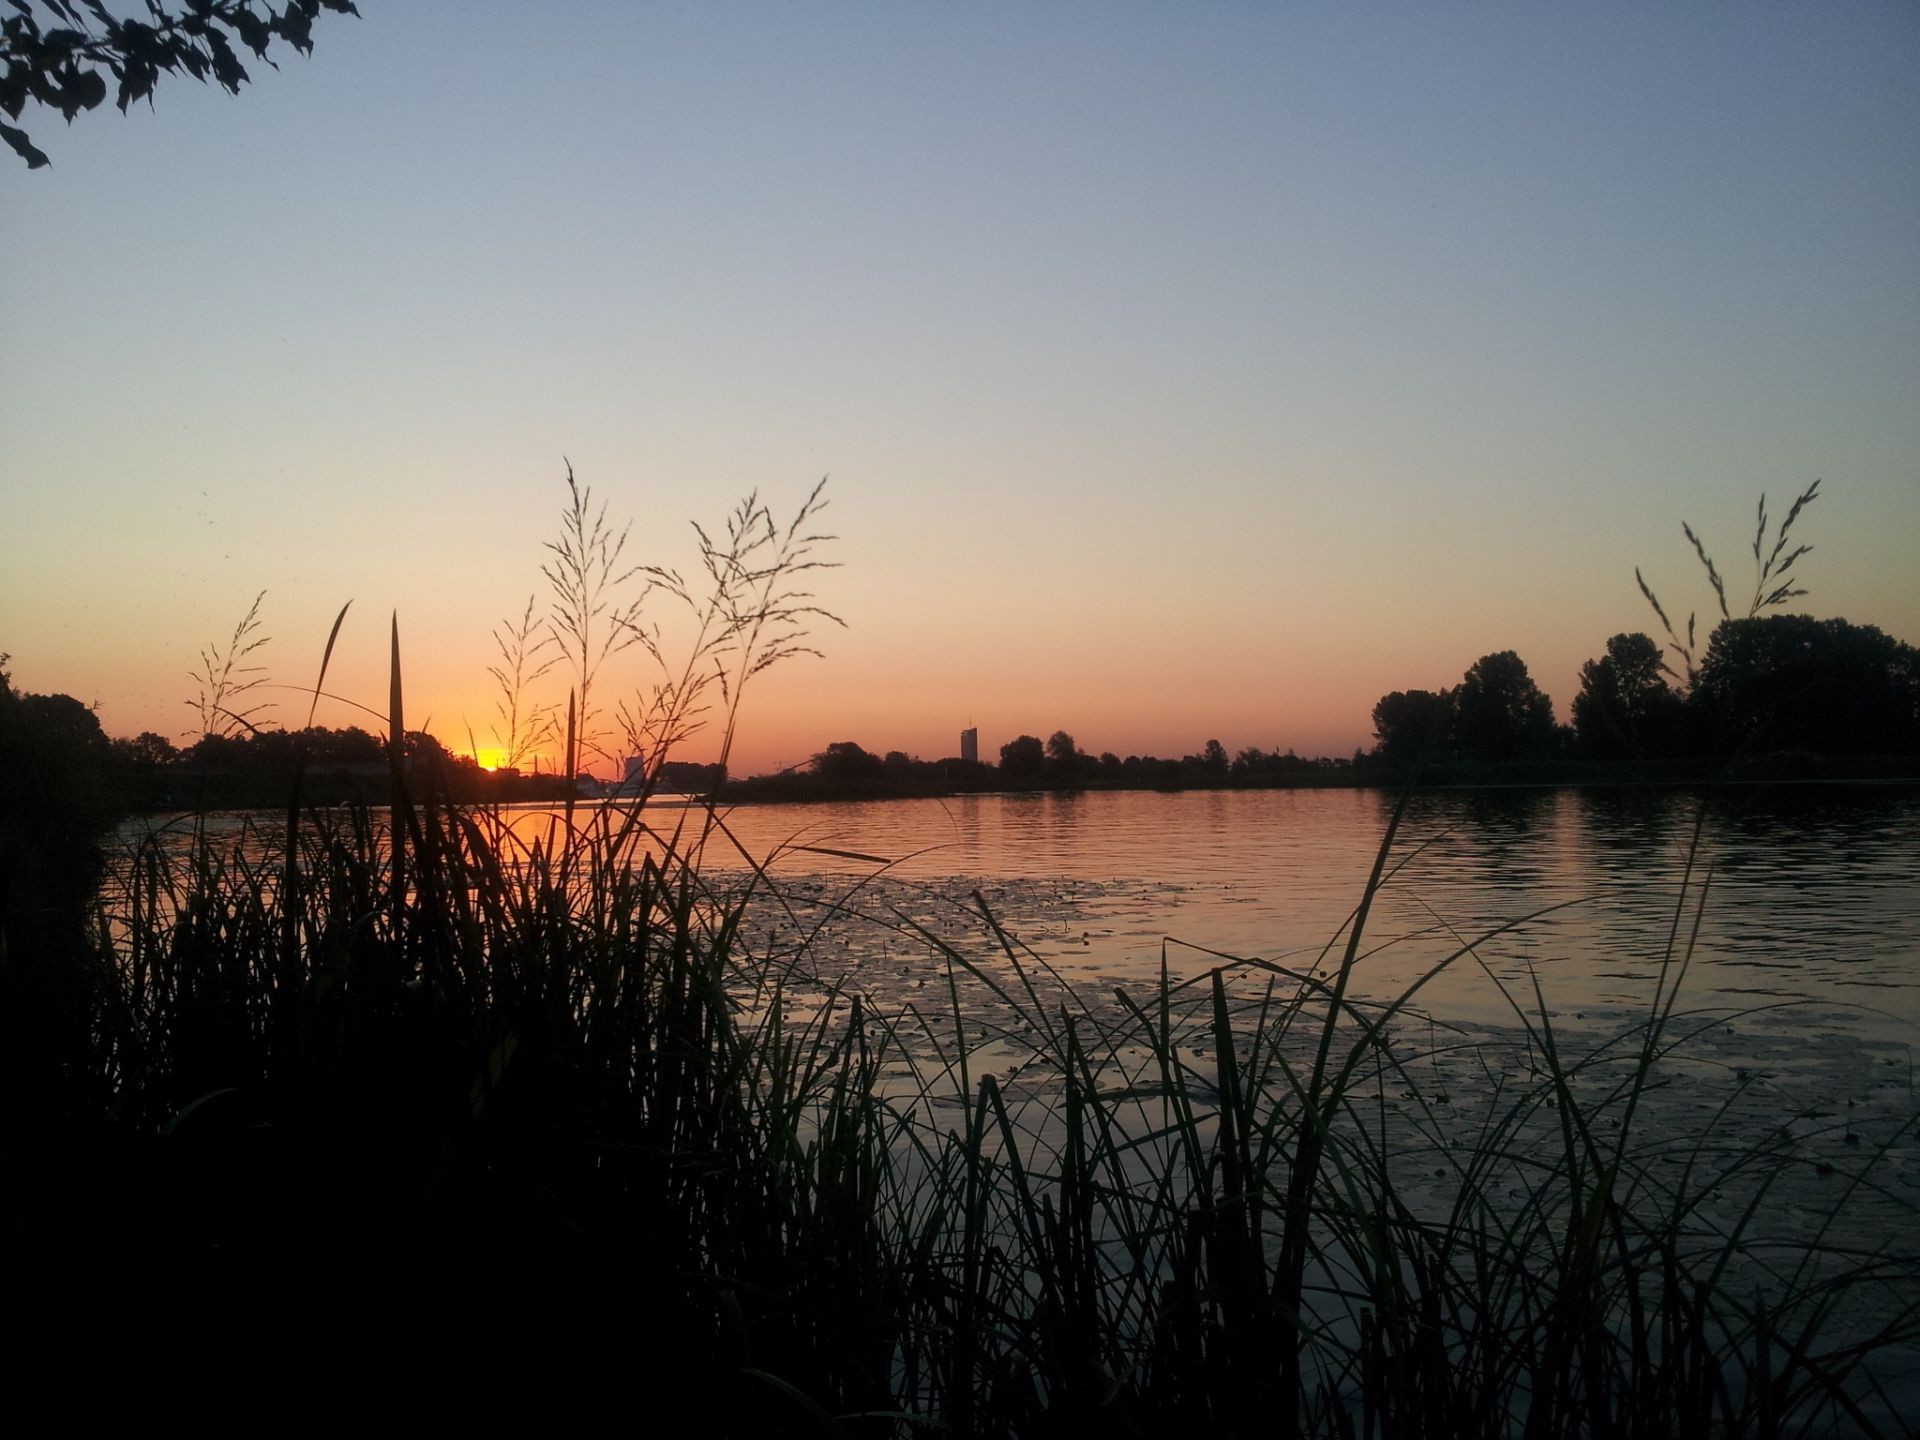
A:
445,738,565,775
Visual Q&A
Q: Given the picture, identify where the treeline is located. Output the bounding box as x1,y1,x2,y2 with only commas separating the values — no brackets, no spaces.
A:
721,732,1361,804
723,613,1919,806
1,689,576,816
1371,616,1920,778
182,728,575,808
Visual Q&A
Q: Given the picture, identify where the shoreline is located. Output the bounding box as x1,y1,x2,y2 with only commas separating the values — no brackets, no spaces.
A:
115,760,1920,817
712,761,1920,807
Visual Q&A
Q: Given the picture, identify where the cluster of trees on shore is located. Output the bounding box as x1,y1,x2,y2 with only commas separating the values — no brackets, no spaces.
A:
732,614,1917,804
0,660,575,820
723,731,1357,804
1373,616,1919,773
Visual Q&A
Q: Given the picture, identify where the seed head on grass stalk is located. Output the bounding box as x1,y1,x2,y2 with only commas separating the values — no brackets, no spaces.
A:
541,460,655,768
616,478,842,798
486,594,559,772
187,589,273,739
1636,478,1820,686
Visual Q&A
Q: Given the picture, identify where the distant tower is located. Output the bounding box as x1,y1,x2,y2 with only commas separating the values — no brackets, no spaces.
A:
960,726,978,765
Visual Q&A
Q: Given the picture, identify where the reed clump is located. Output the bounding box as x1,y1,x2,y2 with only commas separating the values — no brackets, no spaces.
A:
27,768,1912,1433
9,479,1914,1434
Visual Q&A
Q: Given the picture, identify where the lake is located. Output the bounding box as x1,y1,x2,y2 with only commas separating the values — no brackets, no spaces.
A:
693,780,1920,1364
622,782,1920,1041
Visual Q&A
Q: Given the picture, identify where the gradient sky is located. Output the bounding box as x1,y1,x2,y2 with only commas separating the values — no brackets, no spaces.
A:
4,3,1917,776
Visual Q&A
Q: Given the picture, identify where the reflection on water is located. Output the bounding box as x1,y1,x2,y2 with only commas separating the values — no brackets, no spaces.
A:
620,783,1920,1042
117,782,1919,1042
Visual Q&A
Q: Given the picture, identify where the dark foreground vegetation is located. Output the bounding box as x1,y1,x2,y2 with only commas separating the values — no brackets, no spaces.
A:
4,477,1916,1429
6,712,1917,1430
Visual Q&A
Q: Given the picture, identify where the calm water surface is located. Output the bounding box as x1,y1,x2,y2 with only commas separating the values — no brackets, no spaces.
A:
656,783,1920,1043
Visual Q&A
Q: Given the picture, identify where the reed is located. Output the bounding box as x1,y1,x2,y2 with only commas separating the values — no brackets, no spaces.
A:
20,479,1914,1434
61,758,1913,1434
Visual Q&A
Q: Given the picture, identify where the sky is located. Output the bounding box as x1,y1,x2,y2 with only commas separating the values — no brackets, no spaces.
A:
4,2,1917,776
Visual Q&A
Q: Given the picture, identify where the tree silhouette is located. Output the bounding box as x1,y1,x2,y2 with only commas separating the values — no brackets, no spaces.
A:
1692,615,1920,756
3,1,359,168
812,740,883,786
1571,633,1686,760
999,734,1045,782
110,730,179,766
0,662,122,963
1370,688,1455,767
1454,651,1557,763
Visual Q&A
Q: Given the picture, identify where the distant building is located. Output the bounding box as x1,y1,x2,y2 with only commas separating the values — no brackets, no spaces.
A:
960,727,978,765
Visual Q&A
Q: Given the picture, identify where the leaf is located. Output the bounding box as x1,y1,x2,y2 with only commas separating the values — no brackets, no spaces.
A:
230,9,269,57
207,30,248,93
272,7,314,54
305,599,352,728
116,60,160,113
0,118,48,168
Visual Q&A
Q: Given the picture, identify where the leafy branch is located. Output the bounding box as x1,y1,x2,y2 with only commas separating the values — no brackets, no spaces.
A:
2,0,359,168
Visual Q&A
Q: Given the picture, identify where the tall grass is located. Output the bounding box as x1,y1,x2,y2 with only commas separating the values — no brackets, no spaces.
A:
57,765,1916,1433
17,478,1914,1433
